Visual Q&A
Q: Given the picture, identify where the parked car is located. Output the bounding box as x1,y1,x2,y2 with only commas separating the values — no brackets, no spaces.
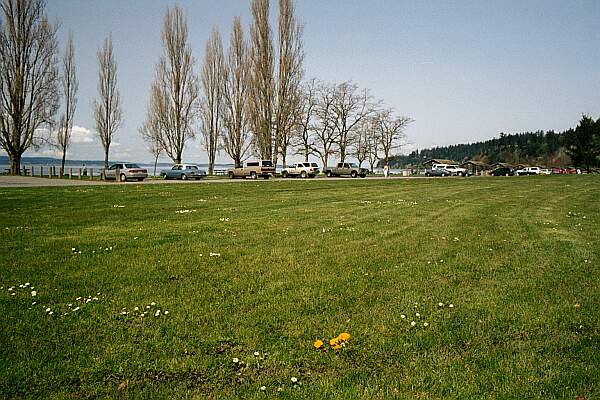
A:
105,163,148,182
160,164,207,180
516,167,541,176
490,167,515,176
228,160,275,179
540,168,552,175
432,163,468,176
281,162,320,178
425,168,451,177
323,162,368,178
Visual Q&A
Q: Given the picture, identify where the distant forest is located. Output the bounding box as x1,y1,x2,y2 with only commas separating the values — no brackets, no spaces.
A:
389,130,572,168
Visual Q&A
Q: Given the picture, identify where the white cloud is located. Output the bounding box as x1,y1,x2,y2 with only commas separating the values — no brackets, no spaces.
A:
27,148,61,158
71,125,95,144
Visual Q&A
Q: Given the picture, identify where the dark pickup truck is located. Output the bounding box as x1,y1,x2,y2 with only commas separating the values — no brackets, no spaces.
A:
323,162,368,178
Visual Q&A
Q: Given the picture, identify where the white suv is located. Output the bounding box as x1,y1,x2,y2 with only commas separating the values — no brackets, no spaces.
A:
281,162,320,178
432,163,468,177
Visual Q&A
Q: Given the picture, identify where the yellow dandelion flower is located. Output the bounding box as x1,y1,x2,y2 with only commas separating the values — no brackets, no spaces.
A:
337,332,351,342
329,338,339,346
332,344,342,350
313,339,324,349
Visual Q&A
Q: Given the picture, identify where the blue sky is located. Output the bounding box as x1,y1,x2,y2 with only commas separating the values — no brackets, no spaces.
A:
22,0,600,164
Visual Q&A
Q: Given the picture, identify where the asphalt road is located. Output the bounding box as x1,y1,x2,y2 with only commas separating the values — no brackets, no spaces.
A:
0,174,422,187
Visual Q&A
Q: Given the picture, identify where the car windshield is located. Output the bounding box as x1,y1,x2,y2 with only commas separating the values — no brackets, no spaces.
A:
311,163,318,167
187,166,198,170
125,164,139,168
348,163,358,168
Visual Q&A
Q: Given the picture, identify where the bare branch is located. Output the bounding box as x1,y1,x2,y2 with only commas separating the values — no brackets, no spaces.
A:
200,28,225,175
93,34,122,169
0,0,60,174
140,5,200,165
221,17,251,167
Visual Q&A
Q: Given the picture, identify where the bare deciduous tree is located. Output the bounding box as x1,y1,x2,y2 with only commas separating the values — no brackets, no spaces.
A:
0,0,59,175
331,81,373,162
350,117,371,169
142,5,200,165
366,118,381,172
376,109,413,166
311,81,338,169
139,121,163,177
221,17,251,168
292,78,318,162
274,0,304,167
200,28,225,175
56,32,78,175
248,0,274,160
93,34,122,170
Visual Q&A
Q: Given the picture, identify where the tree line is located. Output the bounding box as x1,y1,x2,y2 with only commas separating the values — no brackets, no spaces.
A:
391,115,600,172
139,0,413,174
0,0,412,176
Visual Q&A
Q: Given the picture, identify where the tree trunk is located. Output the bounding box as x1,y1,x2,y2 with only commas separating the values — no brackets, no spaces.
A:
104,149,109,170
10,154,22,175
61,151,67,177
281,153,286,169
153,153,159,177
304,149,309,163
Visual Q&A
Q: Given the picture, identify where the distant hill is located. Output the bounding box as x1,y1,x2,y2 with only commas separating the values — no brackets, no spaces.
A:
0,155,119,166
388,130,572,168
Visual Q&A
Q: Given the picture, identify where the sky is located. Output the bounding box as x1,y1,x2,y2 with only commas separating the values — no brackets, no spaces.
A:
17,0,600,164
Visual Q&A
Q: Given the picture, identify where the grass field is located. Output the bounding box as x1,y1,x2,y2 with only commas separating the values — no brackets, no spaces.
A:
1,176,598,399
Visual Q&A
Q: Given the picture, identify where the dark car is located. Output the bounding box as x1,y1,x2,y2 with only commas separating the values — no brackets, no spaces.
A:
425,168,450,177
490,167,515,176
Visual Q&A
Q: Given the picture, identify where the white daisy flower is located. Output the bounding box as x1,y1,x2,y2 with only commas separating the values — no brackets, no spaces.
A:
260,386,266,391
415,312,420,318
291,377,298,383
400,314,406,319
31,291,36,297
254,351,260,356
233,358,239,363
423,322,429,327
410,321,416,327
164,311,169,315
134,306,139,311
449,304,454,308
154,310,161,317
45,307,51,312
438,302,444,307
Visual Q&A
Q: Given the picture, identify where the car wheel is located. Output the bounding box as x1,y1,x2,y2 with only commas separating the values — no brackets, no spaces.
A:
326,171,332,177
282,171,288,178
301,171,307,178
181,174,188,180
351,171,357,178
138,178,144,182
360,174,366,178
228,171,234,179
250,171,257,179
162,173,168,180
119,173,127,182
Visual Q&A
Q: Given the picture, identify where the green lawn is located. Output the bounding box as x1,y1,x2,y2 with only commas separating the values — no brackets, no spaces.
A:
1,176,598,399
